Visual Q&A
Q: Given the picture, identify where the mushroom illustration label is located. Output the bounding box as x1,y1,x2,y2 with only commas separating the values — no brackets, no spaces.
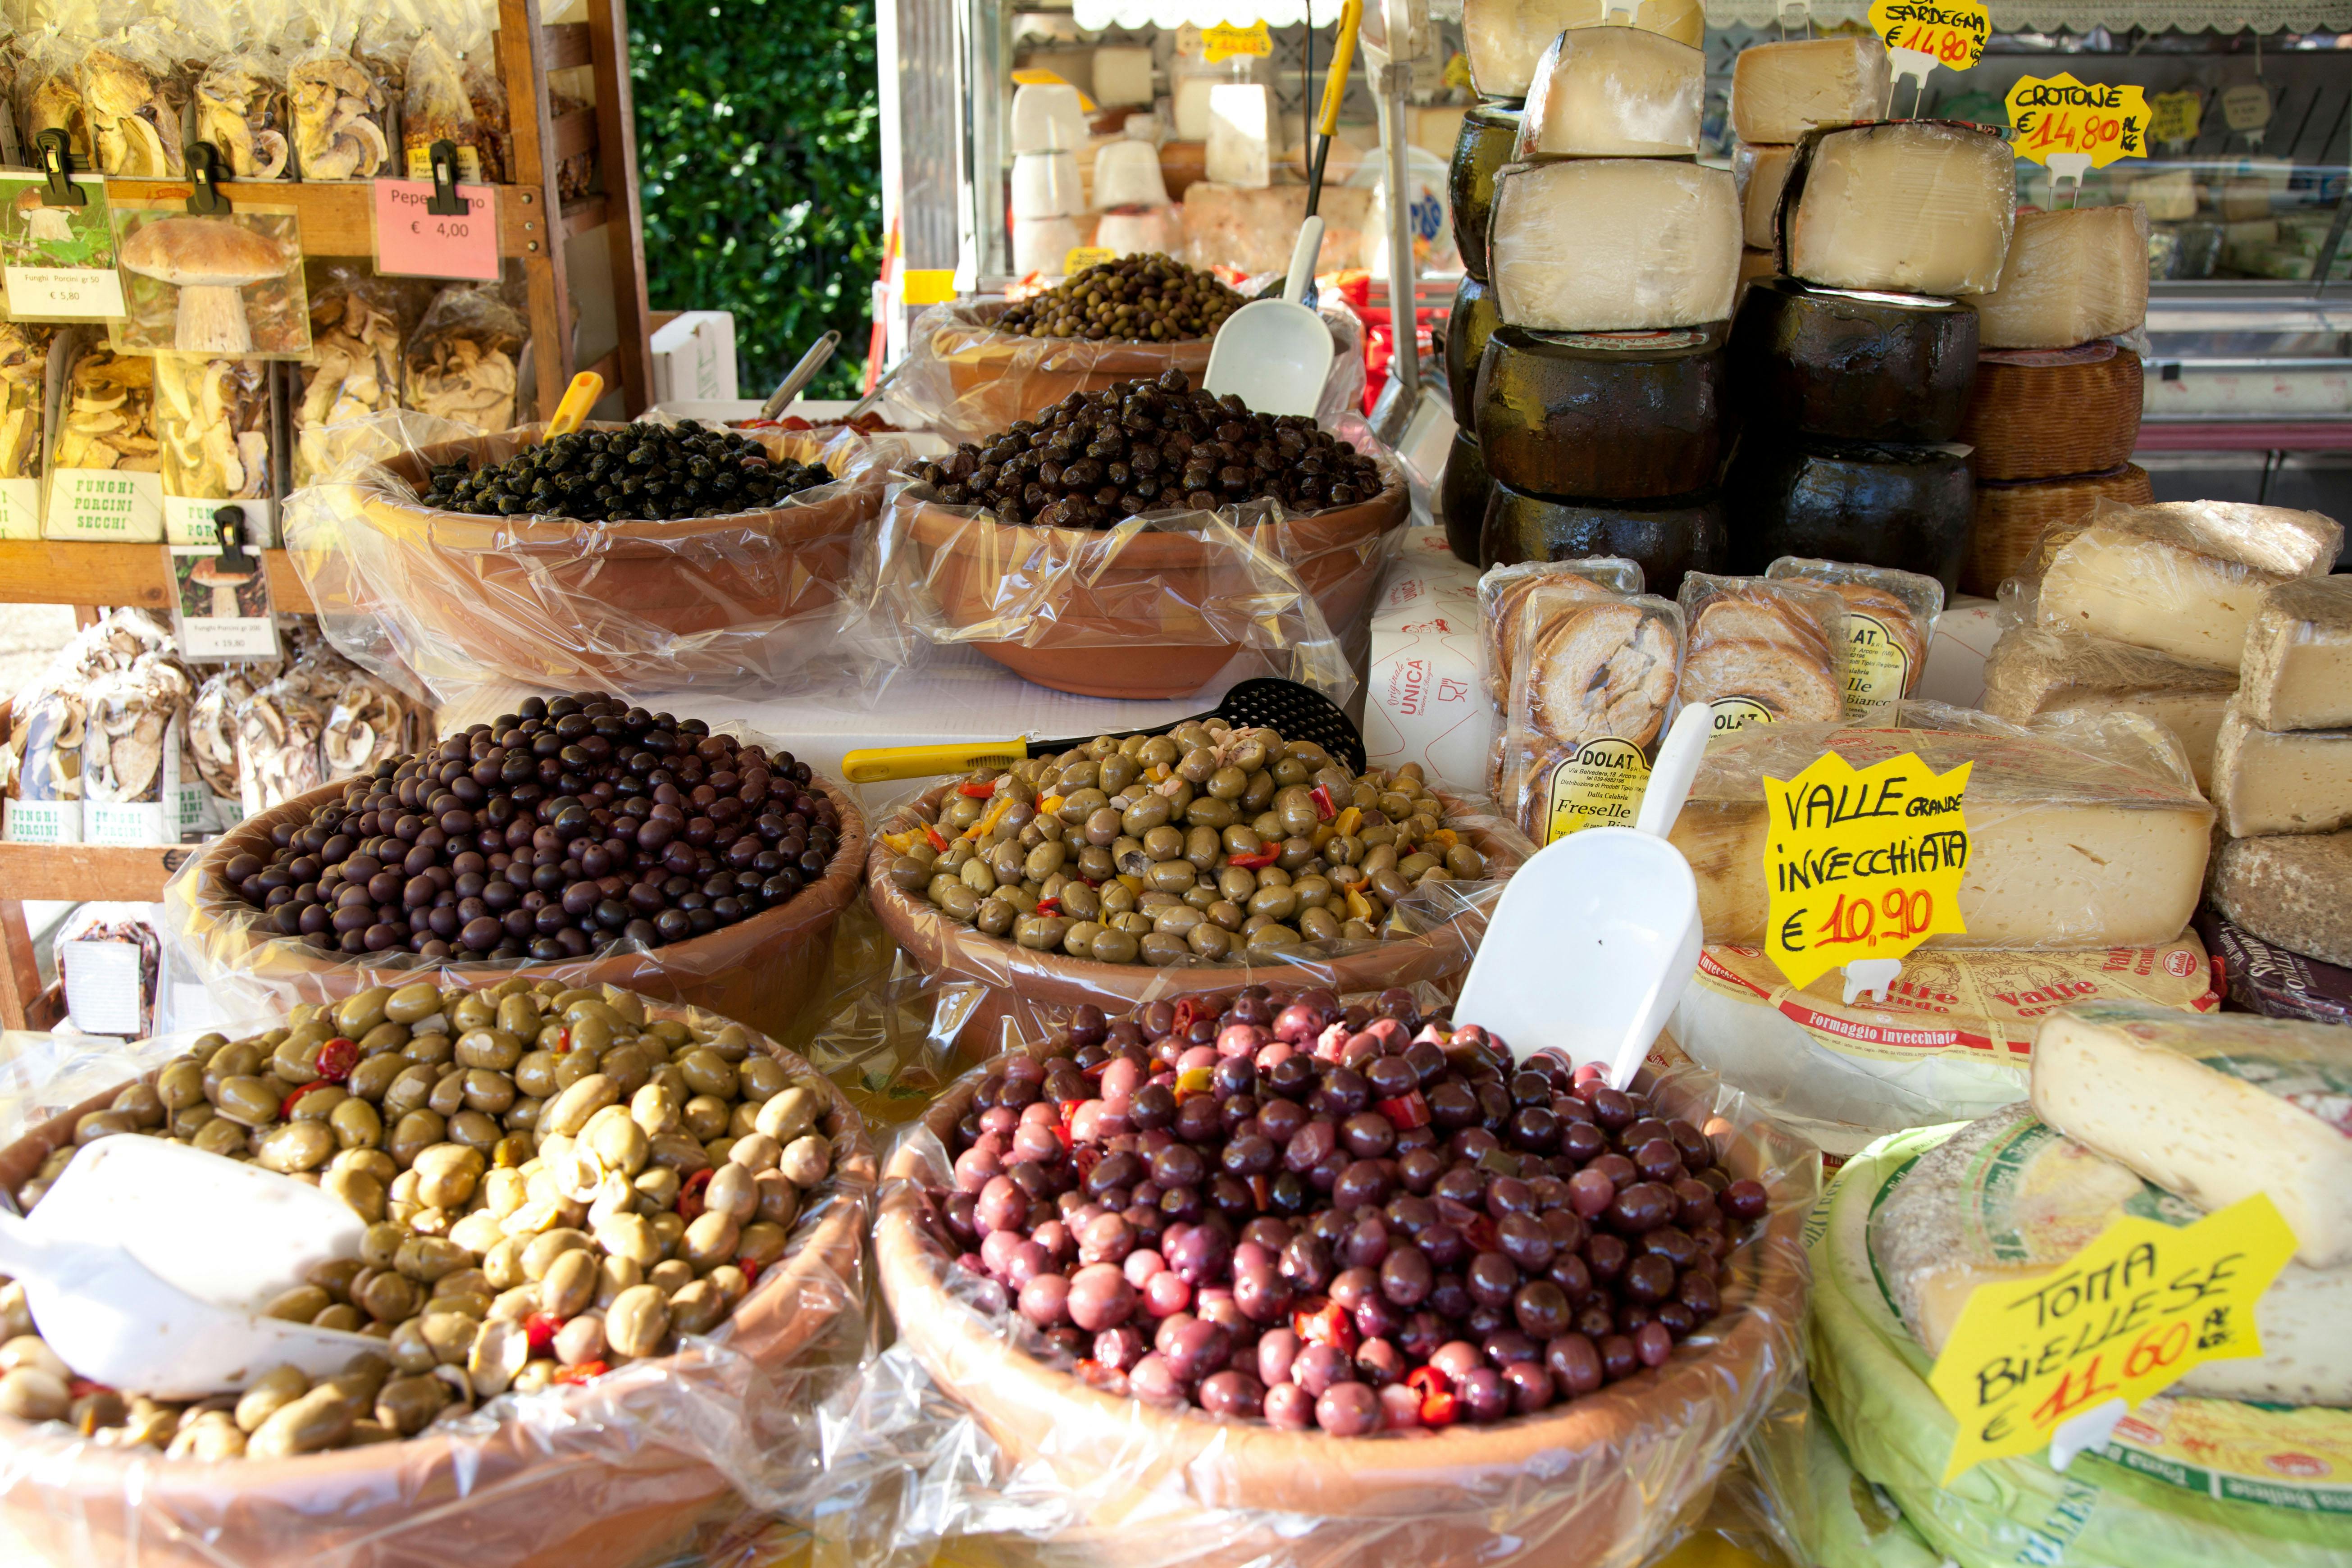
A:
0,174,128,320
118,217,290,354
167,544,280,659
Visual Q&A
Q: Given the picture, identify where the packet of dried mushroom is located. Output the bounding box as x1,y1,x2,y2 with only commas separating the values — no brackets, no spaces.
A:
2,610,181,844
295,268,406,483
155,353,276,545
288,37,391,180
79,27,187,177
82,652,207,844
406,282,524,431
45,338,164,540
190,658,280,829
196,47,293,179
0,324,55,540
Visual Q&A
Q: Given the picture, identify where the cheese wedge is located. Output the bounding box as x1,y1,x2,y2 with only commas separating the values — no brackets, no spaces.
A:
1489,159,1739,332
1462,0,1705,99
2032,1002,2352,1267
1979,624,2238,792
1787,122,2015,297
2211,830,2352,968
1730,37,1891,145
2038,525,2285,671
2242,575,2352,730
1970,206,2150,350
2212,701,2352,837
1733,142,1796,251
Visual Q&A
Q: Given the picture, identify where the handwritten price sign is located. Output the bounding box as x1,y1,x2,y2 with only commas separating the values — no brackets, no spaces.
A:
1868,0,1988,70
1928,1194,2298,1482
2151,88,2202,147
2006,73,2150,171
1203,21,1272,62
1762,750,1970,990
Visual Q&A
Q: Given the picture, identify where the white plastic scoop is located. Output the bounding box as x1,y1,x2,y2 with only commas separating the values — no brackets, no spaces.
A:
1455,702,1713,1088
0,1136,377,1398
1203,218,1335,418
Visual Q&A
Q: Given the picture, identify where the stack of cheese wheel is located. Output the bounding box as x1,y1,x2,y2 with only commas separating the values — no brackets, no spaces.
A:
1009,83,1089,276
1463,0,1732,593
1724,101,2013,596
1958,206,2156,594
1440,100,1519,562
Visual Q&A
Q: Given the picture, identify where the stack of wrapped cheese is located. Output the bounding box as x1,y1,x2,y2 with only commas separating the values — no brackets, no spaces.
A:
1782,1006,2352,1568
1958,206,2157,595
1458,0,1732,589
1723,53,2009,594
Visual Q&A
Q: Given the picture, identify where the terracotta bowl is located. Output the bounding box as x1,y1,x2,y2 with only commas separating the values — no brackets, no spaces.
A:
894,477,1411,699
170,775,866,1044
875,1047,1810,1566
866,784,1526,1048
350,422,889,692
932,302,1218,434
0,1000,876,1568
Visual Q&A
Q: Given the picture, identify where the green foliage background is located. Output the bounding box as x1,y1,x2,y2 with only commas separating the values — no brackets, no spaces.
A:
630,0,883,400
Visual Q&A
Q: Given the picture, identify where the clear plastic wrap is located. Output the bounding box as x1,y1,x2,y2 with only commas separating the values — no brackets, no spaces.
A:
2,611,180,843
0,997,880,1568
1498,581,1684,844
1735,1390,1946,1568
401,32,479,181
1664,700,2216,951
16,27,89,164
1477,557,1646,710
1674,572,1846,729
187,656,280,824
287,30,391,180
285,415,906,704
813,1024,1814,1568
194,41,292,180
1978,622,2237,791
77,27,184,177
1763,557,1943,716
294,267,409,483
231,648,330,813
1513,25,1705,160
404,282,525,429
78,648,202,841
48,903,162,1036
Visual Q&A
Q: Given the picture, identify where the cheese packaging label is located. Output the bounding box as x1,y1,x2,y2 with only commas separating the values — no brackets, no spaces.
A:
1692,939,2217,1065
1541,738,1650,843
1842,611,1914,714
1761,748,1971,988
1927,1189,2298,1481
1709,697,1776,734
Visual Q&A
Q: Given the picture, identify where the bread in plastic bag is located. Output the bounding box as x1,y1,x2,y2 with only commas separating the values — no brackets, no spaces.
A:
1763,556,1943,716
1675,572,1846,729
1664,700,2214,951
0,998,879,1568
1476,556,1645,709
1498,579,1683,843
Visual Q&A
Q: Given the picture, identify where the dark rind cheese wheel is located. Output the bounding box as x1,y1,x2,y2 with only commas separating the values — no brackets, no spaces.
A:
1727,277,1979,442
1962,460,2153,597
1440,430,1493,565
2195,907,2352,1026
1472,322,1727,503
1449,102,1523,283
1725,437,1974,594
1481,479,1726,596
1447,273,1502,431
1959,344,2143,481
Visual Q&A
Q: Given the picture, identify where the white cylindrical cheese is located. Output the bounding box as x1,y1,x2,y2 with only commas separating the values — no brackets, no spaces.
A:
1092,138,1170,209
1732,141,1795,251
1729,37,1892,145
1009,150,1084,219
1009,82,1088,155
1011,215,1085,276
1787,121,2017,296
1971,206,2150,349
1463,0,1706,99
1204,83,1272,190
1516,28,1705,159
1489,158,1739,332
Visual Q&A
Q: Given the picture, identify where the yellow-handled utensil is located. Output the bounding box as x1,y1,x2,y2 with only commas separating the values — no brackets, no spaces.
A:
839,677,1365,784
542,370,604,440
1251,0,1361,305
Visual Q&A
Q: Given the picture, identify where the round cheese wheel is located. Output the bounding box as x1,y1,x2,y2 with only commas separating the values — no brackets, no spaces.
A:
1440,430,1493,566
1481,479,1725,594
1447,102,1522,283
1958,344,2144,482
1725,437,1974,594
1727,277,1980,443
1472,322,1727,502
1446,273,1502,431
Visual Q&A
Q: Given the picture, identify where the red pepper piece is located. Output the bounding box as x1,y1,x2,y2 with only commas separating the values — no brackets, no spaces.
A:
524,1313,562,1357
1072,1142,1102,1182
278,1080,333,1120
1419,1389,1460,1427
1374,1090,1431,1130
957,780,998,798
1294,1297,1359,1354
1246,1173,1272,1211
1308,784,1336,820
677,1167,715,1222
553,1026,573,1056
1225,848,1279,871
1405,1365,1448,1399
552,1360,610,1386
924,823,952,853
1034,895,1060,918
66,1377,113,1400
1170,998,1199,1037
737,1256,765,1289
313,1037,358,1084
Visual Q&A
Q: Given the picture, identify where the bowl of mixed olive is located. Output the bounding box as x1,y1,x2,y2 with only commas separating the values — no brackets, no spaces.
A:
0,978,873,1568
865,719,1523,1041
353,421,898,691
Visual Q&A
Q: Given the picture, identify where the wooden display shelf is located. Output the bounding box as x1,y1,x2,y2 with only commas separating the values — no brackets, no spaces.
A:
102,176,558,259
0,842,190,904
0,541,313,614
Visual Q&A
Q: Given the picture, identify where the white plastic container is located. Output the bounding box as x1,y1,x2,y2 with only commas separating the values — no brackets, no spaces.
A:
1012,215,1086,276
1010,150,1085,219
1093,137,1171,209
1010,82,1088,154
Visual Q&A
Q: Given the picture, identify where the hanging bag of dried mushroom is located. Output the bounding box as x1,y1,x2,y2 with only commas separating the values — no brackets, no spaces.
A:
156,353,276,544
320,661,417,782
195,48,293,179
189,658,280,830
288,23,391,181
79,25,187,177
405,283,524,431
43,337,165,541
295,269,408,483
0,324,56,541
401,34,481,182
17,27,91,168
82,652,206,845
232,655,328,816
0,610,178,844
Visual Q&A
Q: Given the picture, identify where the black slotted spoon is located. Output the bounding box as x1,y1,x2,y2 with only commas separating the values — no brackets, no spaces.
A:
839,678,1364,783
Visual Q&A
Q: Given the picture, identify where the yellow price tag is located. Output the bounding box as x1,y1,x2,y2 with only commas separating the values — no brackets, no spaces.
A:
1761,749,1971,990
2006,73,2151,170
1203,21,1273,63
1061,246,1117,275
902,269,956,306
1928,1193,2300,1483
1009,68,1097,111
2151,88,2202,146
1441,50,1473,91
1867,0,1988,70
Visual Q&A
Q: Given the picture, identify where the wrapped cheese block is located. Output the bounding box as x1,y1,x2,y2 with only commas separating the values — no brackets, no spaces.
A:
1979,623,2237,791
1666,707,2215,948
1729,37,1892,145
1733,141,1796,250
2212,701,2352,838
2032,1003,2352,1267
1462,0,1705,100
1969,205,2150,349
2241,575,2352,730
1489,159,1739,332
1787,121,2016,297
1516,27,1704,159
1674,572,1846,729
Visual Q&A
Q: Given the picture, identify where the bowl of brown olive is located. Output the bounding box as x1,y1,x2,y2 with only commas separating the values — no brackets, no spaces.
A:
0,978,874,1568
873,988,1810,1568
892,369,1408,699
354,421,896,692
173,693,866,1044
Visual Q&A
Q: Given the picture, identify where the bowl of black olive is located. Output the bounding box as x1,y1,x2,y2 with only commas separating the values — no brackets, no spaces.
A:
892,370,1408,699
352,421,895,692
171,692,868,1044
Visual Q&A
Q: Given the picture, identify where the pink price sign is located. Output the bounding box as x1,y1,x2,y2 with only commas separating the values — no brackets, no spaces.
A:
373,180,500,280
